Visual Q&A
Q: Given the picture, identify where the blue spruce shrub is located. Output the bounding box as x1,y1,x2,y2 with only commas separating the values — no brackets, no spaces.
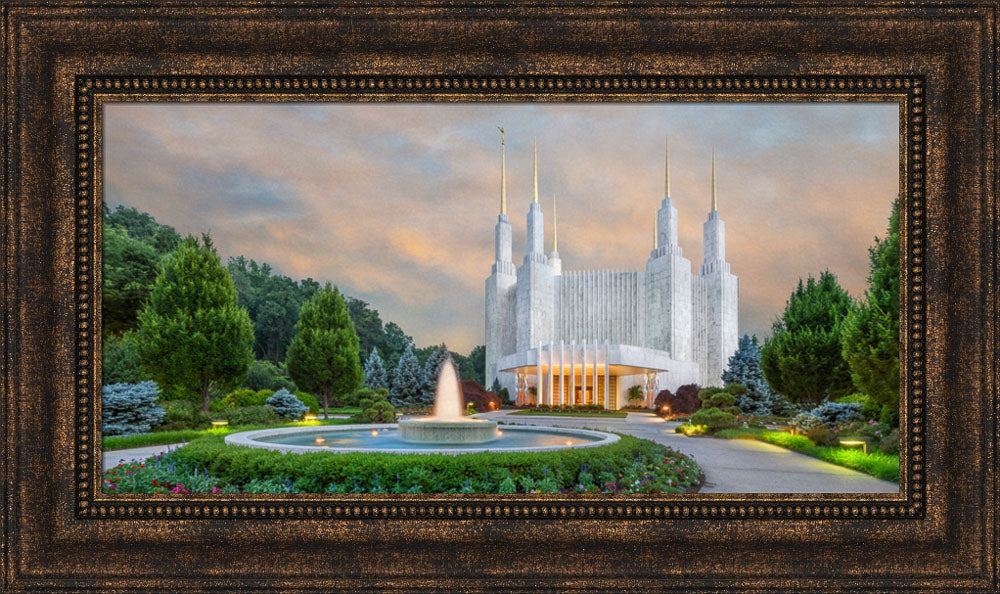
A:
391,344,426,406
265,388,308,420
809,401,863,425
789,412,825,432
721,334,775,415
101,381,166,436
363,347,389,391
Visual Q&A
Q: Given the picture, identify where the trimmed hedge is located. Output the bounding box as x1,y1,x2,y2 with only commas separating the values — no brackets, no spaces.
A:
159,433,702,494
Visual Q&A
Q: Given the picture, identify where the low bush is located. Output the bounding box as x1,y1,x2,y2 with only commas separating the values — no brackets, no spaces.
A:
155,400,212,431
223,388,269,409
352,388,395,423
244,359,297,393
265,389,308,420
109,433,702,494
878,428,900,455
101,381,166,436
878,404,899,428
789,412,825,433
803,424,839,447
653,383,701,415
690,407,737,431
836,393,881,420
809,401,863,425
294,392,321,415
676,424,709,436
222,405,280,427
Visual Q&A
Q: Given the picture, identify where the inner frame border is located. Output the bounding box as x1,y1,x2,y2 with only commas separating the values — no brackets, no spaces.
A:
74,74,925,521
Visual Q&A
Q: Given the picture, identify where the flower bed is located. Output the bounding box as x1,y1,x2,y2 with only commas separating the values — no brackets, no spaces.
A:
102,433,702,495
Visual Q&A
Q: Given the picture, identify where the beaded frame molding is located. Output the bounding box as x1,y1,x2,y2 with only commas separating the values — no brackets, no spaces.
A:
75,74,924,520
4,3,997,591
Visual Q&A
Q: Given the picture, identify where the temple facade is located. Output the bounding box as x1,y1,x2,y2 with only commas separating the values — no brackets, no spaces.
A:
485,132,738,409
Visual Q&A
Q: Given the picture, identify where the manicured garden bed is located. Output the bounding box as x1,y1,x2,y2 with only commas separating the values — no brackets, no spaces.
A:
712,427,900,482
102,433,702,495
508,410,628,419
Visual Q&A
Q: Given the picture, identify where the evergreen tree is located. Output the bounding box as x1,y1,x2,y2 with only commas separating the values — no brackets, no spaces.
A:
422,344,452,404
390,344,426,406
490,377,502,394
135,235,255,412
363,347,389,391
722,334,773,415
760,271,856,406
841,199,900,423
103,225,161,337
285,283,363,417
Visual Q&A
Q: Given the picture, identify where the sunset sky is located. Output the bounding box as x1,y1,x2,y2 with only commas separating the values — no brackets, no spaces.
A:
103,101,899,354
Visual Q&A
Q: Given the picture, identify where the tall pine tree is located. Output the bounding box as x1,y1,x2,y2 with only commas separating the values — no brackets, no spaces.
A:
421,343,451,404
760,271,856,405
840,199,900,423
722,334,773,415
391,344,426,406
135,235,255,411
285,283,362,417
363,347,389,391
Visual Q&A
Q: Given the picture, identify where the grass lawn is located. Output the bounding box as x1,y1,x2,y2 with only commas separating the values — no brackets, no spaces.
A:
103,418,352,451
508,410,628,419
713,427,900,482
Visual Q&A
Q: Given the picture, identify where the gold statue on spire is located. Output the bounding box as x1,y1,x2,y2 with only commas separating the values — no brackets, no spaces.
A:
711,146,717,212
498,126,506,215
532,137,539,204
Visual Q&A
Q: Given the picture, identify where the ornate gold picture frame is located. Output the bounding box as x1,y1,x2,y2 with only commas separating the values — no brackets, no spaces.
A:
3,2,996,590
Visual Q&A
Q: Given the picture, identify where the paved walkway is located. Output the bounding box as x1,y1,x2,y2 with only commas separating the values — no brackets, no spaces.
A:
476,411,899,493
103,443,186,472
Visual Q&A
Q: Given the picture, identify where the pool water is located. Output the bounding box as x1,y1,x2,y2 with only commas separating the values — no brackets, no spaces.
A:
257,427,604,451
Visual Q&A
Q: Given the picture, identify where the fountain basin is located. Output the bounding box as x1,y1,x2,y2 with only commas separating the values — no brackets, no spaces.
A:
398,418,498,444
224,423,619,455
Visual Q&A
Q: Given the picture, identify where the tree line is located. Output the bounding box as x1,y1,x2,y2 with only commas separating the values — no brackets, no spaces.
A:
102,204,486,412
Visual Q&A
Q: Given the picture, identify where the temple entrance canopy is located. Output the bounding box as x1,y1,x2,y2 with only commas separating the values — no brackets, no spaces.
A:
497,342,674,410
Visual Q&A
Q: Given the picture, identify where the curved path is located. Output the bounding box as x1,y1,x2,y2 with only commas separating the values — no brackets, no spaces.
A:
476,410,898,493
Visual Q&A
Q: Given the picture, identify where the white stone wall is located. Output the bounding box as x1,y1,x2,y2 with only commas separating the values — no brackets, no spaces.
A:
525,202,545,259
485,271,517,393
696,268,738,387
557,269,642,345
515,260,555,352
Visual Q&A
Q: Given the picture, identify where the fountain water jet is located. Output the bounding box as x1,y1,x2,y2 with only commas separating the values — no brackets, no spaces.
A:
398,359,499,444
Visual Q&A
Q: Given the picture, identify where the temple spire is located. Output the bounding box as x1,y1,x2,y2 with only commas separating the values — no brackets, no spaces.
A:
552,194,558,251
664,135,670,197
532,137,539,203
498,126,507,215
711,146,717,212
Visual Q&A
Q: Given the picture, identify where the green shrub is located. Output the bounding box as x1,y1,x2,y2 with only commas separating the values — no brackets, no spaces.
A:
878,428,900,455
690,407,736,431
295,391,320,415
676,423,709,436
352,388,395,423
102,332,145,385
466,402,476,416
804,424,839,447
878,404,899,428
208,399,227,413
223,405,280,427
725,383,748,396
223,388,268,409
155,399,212,431
243,359,297,392
697,386,727,403
703,391,737,409
837,393,881,420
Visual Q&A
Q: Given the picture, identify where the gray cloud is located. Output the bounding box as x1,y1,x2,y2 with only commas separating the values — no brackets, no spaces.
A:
104,101,898,352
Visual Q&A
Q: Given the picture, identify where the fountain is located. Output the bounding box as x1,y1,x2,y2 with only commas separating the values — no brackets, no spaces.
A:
224,358,618,454
398,359,498,444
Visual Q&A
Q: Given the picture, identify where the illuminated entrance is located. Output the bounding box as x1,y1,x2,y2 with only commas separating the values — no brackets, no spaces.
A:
499,341,674,410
